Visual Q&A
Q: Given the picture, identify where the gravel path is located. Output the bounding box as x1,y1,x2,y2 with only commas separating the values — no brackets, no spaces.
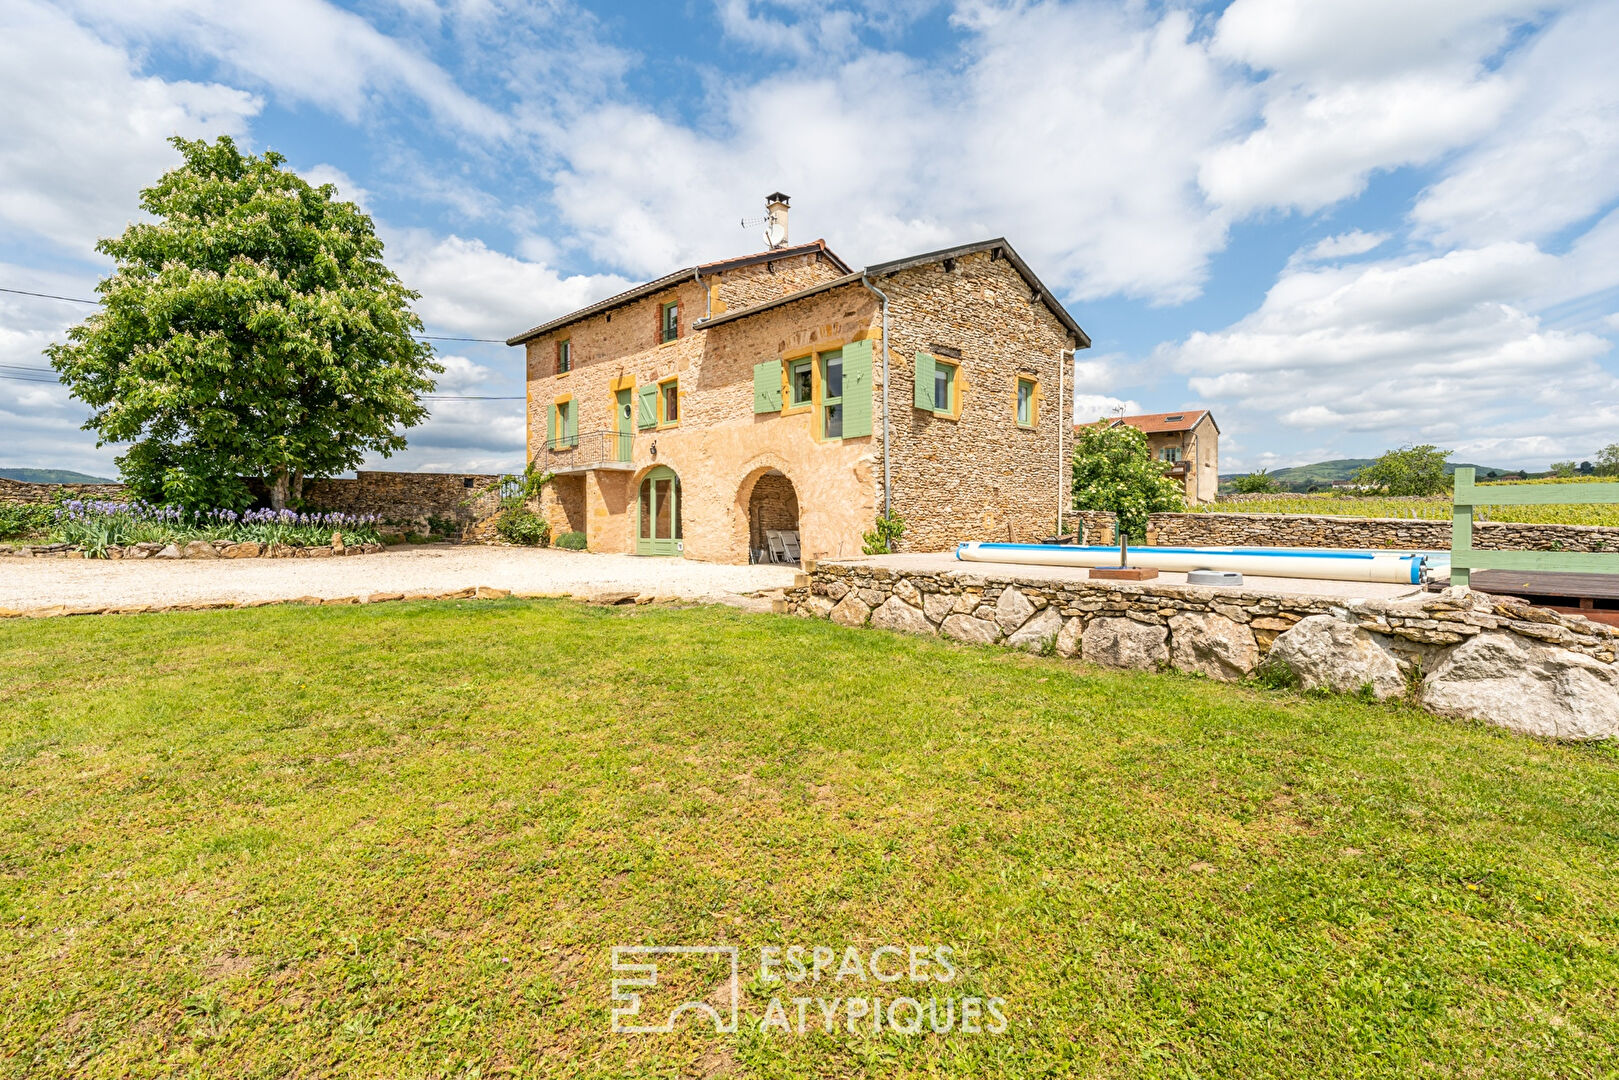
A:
0,546,800,610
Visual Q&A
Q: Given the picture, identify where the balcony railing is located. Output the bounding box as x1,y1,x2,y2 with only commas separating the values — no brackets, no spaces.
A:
536,430,636,474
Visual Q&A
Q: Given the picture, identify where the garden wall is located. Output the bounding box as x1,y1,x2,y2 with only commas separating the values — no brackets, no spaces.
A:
1,471,503,529
1144,512,1619,553
783,562,1619,740
0,478,124,505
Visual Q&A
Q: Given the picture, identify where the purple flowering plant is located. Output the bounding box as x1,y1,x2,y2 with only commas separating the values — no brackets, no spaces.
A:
53,500,381,558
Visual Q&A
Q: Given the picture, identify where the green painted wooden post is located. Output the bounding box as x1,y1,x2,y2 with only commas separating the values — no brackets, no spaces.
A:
1449,466,1619,586
1451,467,1475,589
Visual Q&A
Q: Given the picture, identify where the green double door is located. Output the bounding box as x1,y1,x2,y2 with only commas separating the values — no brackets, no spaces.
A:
635,465,682,556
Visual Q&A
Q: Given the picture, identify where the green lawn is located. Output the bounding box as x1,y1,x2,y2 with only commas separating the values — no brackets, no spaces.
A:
2,601,1617,1078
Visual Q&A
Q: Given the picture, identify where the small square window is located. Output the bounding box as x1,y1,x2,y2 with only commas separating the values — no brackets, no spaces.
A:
1161,446,1181,463
788,358,813,406
661,379,679,424
661,301,679,343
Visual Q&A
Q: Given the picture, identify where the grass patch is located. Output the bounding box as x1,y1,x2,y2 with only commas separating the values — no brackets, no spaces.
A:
1,601,1617,1077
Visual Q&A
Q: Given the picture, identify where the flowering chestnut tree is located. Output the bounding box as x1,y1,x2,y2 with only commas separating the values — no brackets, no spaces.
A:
48,136,441,510
1072,420,1185,540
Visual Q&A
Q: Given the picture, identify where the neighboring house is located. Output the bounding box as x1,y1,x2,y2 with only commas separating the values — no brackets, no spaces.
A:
1094,410,1220,504
508,198,1090,563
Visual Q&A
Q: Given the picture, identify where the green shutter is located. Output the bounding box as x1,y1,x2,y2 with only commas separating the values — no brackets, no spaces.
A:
549,404,559,449
637,385,658,429
913,352,935,410
753,360,783,413
841,339,873,438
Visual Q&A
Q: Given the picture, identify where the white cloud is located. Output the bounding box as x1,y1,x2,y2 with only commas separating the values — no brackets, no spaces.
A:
62,0,508,138
0,0,260,256
1295,230,1388,263
1410,2,1619,244
1160,241,1619,460
1199,0,1549,217
551,3,1252,303
1071,394,1142,423
385,231,633,338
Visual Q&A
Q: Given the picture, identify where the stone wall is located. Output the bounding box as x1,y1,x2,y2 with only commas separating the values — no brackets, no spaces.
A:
784,562,1619,740
1,473,500,530
1146,512,1619,552
0,478,125,505
878,250,1078,552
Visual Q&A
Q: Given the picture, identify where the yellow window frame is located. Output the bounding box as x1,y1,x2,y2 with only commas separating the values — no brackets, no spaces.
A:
656,375,681,428
932,358,963,421
1015,375,1039,429
552,393,576,449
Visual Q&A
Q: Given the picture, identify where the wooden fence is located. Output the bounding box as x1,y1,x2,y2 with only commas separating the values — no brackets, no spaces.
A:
1450,468,1619,587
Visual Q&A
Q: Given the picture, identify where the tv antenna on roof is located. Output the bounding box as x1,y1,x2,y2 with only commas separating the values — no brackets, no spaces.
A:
741,192,791,250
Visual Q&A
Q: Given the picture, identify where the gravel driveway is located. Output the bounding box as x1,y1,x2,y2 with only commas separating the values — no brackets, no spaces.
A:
0,545,800,611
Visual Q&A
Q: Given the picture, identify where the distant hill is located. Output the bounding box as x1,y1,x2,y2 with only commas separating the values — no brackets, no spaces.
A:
0,468,116,484
1223,459,1524,492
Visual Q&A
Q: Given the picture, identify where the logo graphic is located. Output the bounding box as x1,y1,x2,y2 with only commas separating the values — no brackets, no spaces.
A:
610,946,740,1034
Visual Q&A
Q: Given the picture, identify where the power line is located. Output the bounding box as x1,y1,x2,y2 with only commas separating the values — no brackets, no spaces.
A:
0,286,507,342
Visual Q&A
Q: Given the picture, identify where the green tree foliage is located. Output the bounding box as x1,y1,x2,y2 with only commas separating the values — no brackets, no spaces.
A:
1232,468,1281,494
1072,421,1185,539
1548,461,1577,478
1352,444,1451,496
1595,444,1619,478
47,136,441,510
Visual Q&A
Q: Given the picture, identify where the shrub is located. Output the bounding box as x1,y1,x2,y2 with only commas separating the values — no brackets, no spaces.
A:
1231,469,1280,494
1072,422,1185,540
555,530,588,551
496,507,551,546
0,503,55,541
862,513,906,555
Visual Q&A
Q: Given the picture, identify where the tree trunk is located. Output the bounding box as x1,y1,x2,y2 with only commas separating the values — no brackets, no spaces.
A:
269,469,290,511
291,469,305,505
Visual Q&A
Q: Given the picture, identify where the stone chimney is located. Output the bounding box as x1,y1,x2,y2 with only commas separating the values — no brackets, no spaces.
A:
764,192,790,249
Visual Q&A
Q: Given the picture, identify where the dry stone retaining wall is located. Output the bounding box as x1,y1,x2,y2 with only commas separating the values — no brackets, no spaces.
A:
0,478,124,505
1146,512,1619,553
785,562,1619,740
1,539,384,559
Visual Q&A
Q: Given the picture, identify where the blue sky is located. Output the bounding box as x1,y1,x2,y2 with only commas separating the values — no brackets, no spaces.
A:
3,0,1618,478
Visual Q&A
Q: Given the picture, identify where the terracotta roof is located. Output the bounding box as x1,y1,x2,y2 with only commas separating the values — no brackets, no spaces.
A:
1077,410,1215,435
699,237,1091,348
504,240,851,346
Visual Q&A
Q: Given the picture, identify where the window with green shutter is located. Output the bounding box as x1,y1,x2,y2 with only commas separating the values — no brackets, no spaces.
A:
637,384,659,428
753,360,783,413
820,350,844,439
913,352,935,411
840,339,873,438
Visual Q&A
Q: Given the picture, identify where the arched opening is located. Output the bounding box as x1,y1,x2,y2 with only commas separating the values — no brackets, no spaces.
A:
635,465,683,556
747,469,800,564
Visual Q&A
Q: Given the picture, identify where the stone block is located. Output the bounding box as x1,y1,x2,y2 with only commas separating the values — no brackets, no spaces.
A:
994,586,1036,634
1081,617,1169,670
1169,612,1259,681
1005,606,1063,652
1267,615,1404,699
222,542,262,558
1055,616,1084,658
871,596,934,635
1420,632,1619,740
829,593,871,627
922,592,955,625
941,613,1001,645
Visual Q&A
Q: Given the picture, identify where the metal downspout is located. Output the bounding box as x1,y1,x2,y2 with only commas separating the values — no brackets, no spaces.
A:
860,273,892,518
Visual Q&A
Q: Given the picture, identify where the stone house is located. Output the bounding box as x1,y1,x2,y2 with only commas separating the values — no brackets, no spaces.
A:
507,203,1089,563
1104,410,1220,504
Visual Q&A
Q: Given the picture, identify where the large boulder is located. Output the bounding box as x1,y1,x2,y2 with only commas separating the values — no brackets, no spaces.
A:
829,593,872,627
1266,615,1404,699
1081,617,1169,670
183,540,219,559
993,587,1036,634
941,614,1000,645
1005,607,1064,653
1169,613,1260,682
870,596,934,636
1420,631,1619,740
922,592,955,625
1055,616,1085,658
